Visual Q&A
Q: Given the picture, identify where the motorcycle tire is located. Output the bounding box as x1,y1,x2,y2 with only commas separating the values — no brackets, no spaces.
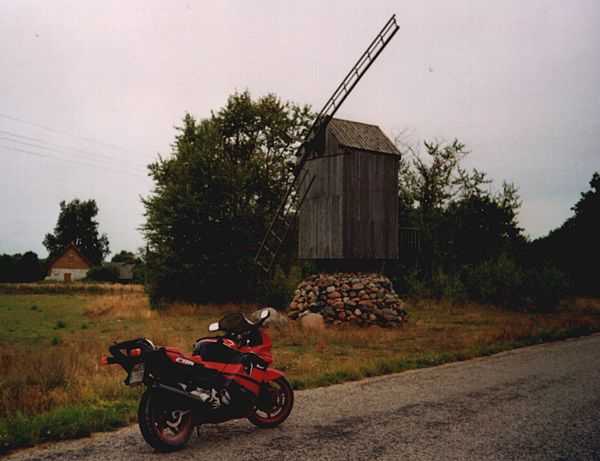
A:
248,377,294,428
138,389,194,452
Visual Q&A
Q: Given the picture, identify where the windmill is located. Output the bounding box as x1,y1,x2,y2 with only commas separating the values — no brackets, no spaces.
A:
255,14,400,273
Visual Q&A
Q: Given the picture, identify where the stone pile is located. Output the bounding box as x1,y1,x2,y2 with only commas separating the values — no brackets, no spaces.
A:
288,273,408,327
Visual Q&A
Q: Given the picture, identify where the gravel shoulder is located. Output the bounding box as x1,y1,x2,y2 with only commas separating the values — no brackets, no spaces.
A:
7,334,600,461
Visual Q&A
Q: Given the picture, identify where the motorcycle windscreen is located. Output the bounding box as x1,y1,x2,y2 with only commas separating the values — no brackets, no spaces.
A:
218,313,253,333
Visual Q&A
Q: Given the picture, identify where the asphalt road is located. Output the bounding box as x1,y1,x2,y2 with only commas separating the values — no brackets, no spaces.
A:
7,334,600,461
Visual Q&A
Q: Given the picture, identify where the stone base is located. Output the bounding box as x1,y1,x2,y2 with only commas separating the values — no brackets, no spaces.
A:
288,272,408,327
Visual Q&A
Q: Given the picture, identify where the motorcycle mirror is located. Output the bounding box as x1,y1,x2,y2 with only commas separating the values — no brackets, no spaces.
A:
260,309,270,320
208,322,220,332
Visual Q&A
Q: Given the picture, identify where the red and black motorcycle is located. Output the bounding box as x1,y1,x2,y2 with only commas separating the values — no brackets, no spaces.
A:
101,309,293,452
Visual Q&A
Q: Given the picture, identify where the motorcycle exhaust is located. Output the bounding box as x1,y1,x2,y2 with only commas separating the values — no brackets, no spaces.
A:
153,383,207,403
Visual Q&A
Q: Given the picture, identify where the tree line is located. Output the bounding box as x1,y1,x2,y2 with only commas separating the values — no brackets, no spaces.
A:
6,91,596,310
141,91,599,309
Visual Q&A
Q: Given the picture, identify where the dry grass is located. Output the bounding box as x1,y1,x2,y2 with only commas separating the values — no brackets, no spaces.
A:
85,293,155,319
0,282,144,295
1,292,600,451
572,297,600,312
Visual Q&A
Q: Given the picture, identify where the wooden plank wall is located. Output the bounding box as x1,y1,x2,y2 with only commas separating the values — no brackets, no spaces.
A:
343,150,399,259
298,149,399,260
298,154,345,258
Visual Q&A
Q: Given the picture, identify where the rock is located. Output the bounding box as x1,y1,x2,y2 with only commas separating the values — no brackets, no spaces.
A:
359,301,374,310
287,272,409,328
300,313,326,331
253,307,288,328
322,305,336,318
309,303,321,313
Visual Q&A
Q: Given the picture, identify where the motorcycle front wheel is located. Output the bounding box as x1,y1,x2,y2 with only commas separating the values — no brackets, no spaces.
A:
248,377,294,428
138,389,194,452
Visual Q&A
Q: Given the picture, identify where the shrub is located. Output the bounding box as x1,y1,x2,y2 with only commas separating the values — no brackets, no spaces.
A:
86,265,119,283
525,266,569,312
391,269,430,298
258,265,302,309
431,270,466,303
462,254,526,308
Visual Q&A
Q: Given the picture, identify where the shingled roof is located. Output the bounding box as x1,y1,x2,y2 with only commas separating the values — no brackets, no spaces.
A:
328,118,400,156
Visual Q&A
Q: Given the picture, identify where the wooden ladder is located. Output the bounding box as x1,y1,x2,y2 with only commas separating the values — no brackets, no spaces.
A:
255,169,315,273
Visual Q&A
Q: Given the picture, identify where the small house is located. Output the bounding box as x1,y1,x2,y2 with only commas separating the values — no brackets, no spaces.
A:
112,262,135,283
45,243,92,282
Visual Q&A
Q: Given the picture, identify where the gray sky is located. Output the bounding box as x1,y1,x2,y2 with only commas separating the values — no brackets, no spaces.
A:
1,0,599,257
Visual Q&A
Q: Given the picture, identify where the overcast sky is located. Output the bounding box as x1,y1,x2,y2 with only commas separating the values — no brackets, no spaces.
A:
1,0,599,257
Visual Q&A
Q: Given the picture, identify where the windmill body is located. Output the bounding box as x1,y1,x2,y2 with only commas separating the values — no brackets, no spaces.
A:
298,118,400,261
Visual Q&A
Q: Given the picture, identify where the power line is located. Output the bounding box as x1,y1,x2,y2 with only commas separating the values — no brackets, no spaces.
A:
0,129,148,170
0,112,148,160
0,143,149,179
0,137,147,177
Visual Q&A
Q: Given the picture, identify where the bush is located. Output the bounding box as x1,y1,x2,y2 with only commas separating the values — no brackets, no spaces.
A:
258,265,302,309
390,268,429,298
525,266,569,312
86,265,119,283
462,255,526,308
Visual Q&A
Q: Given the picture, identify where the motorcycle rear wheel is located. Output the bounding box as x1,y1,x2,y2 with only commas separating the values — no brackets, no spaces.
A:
138,389,194,452
248,377,294,428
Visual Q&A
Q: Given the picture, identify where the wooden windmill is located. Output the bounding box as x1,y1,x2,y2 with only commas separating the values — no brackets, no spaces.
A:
255,15,400,273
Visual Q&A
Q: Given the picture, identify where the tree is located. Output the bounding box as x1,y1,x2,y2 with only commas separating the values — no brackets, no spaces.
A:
142,91,313,304
397,140,525,279
43,199,110,265
111,250,138,264
397,139,524,274
0,252,45,282
441,184,524,268
531,172,600,295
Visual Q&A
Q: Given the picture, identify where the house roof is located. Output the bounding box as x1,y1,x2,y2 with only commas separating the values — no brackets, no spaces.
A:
328,118,400,156
47,242,93,269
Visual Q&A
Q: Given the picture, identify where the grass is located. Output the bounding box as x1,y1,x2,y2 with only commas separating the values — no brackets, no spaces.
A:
0,282,144,296
1,292,600,453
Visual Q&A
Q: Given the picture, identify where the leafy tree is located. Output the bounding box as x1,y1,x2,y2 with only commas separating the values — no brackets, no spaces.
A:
531,172,600,295
43,199,110,265
0,252,45,282
86,264,119,282
441,182,524,268
397,140,523,275
142,91,312,304
111,250,138,264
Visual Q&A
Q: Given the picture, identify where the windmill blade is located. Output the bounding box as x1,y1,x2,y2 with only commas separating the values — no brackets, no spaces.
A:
295,14,399,173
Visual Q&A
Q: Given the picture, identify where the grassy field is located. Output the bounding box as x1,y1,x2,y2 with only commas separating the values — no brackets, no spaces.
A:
1,290,600,453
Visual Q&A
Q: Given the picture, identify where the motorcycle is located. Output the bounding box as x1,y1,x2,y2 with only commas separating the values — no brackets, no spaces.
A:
100,309,293,452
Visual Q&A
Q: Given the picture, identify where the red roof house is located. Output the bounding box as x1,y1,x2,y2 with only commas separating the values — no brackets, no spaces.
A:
46,243,92,282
